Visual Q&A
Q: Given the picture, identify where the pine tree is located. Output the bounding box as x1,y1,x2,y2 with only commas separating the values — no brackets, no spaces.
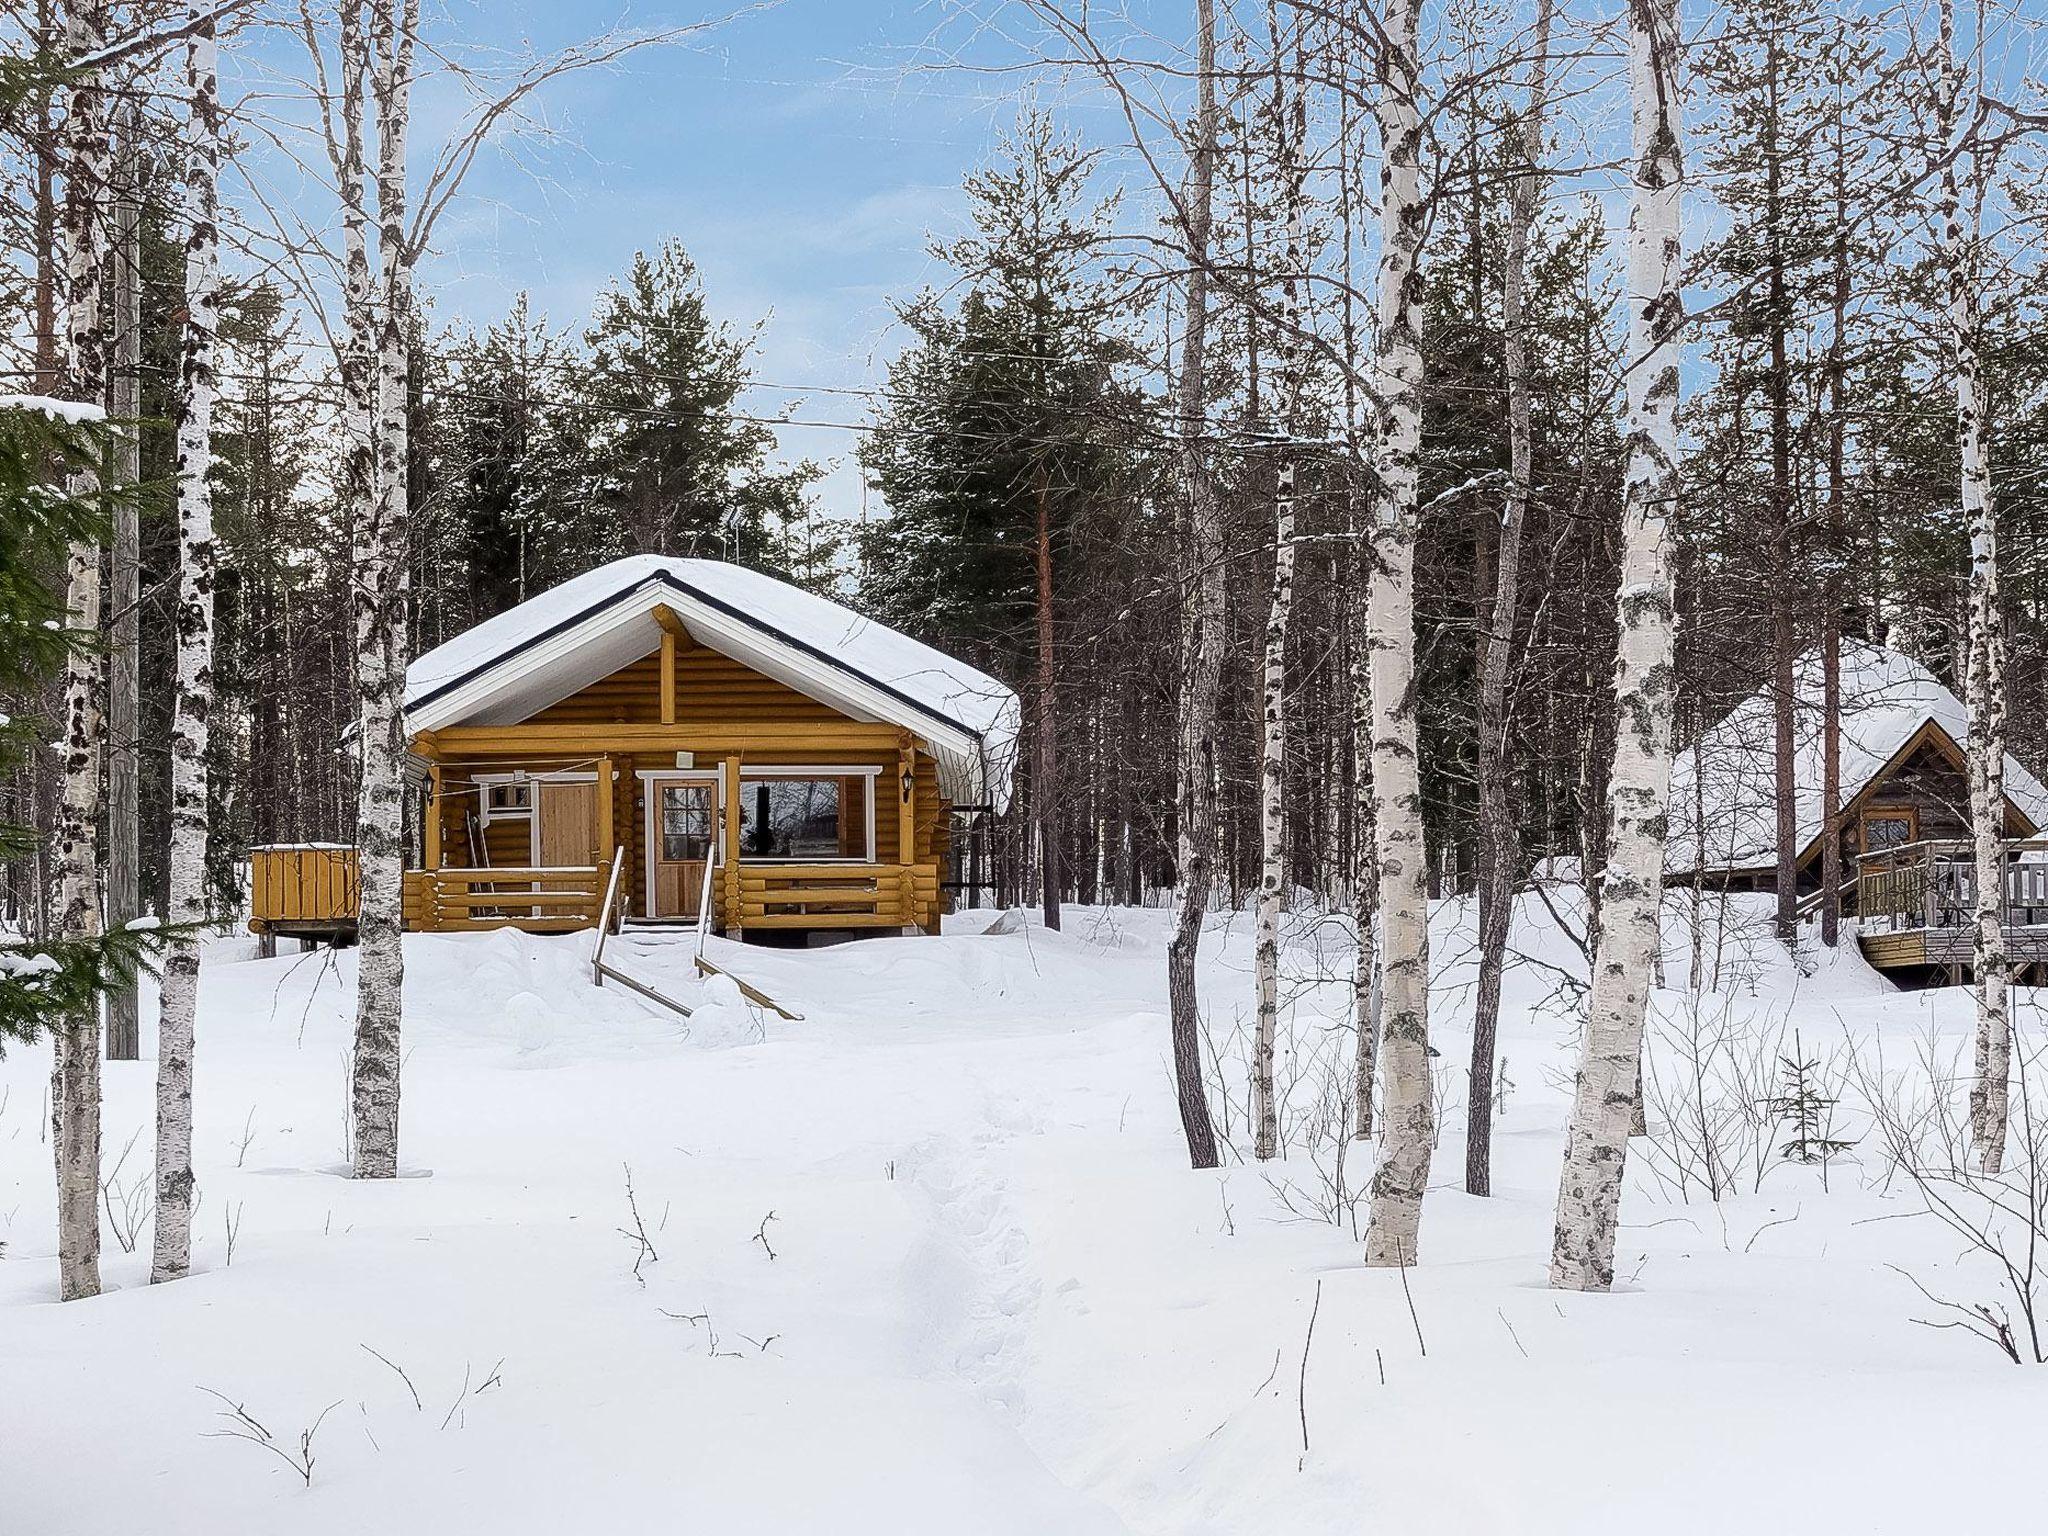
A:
569,240,811,568
859,112,1147,927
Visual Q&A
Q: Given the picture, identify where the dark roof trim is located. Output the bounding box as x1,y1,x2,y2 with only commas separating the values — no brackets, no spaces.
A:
407,571,986,745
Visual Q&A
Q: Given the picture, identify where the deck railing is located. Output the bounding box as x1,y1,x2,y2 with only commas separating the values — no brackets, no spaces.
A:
249,845,360,931
1856,839,2048,932
735,862,937,929
403,865,603,933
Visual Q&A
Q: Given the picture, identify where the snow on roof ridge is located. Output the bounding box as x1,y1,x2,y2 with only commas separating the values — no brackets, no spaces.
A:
404,553,1018,745
1667,638,2048,873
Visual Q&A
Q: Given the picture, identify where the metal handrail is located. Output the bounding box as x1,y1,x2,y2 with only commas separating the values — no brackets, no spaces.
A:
591,846,627,985
695,851,717,958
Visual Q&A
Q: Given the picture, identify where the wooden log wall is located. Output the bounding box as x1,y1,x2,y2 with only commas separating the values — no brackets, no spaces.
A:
415,639,954,933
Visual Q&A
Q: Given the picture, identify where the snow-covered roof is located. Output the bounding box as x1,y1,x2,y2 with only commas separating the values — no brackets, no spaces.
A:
1667,641,2048,876
405,556,1021,811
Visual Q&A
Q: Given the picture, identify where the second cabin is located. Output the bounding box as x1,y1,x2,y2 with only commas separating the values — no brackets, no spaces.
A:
1666,641,2048,980
252,557,1018,944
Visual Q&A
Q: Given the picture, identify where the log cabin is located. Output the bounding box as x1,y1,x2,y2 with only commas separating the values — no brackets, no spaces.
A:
249,557,1018,947
1666,641,2048,980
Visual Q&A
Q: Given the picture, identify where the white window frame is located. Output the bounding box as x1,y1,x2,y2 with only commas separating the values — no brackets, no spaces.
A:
736,765,881,865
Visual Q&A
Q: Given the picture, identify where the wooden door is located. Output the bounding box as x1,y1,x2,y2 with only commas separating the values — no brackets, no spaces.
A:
537,780,599,867
650,779,717,918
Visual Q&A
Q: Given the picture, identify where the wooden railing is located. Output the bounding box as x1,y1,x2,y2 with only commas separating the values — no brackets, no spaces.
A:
1857,839,2048,932
249,845,359,931
403,866,602,934
735,862,937,929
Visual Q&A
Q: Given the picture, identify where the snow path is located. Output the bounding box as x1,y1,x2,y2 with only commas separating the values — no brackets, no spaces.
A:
3,897,2045,1533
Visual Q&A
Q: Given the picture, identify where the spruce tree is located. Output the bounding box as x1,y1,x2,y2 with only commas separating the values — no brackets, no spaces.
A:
0,400,160,1047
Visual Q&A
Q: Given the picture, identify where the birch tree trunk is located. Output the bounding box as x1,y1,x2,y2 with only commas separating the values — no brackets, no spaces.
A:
1362,0,1434,1267
105,105,141,1062
1352,649,1381,1140
1467,0,1553,1198
1166,0,1223,1170
1550,0,1685,1293
51,0,114,1303
350,0,416,1180
152,4,222,1284
1253,8,1306,1165
1936,0,2009,1171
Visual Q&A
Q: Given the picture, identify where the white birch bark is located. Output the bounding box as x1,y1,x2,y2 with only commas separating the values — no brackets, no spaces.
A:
1937,0,2009,1171
51,0,113,1305
1165,0,1223,1170
1362,0,1434,1267
1550,0,1686,1293
1253,6,1306,1165
349,0,416,1179
152,4,222,1283
105,105,141,1062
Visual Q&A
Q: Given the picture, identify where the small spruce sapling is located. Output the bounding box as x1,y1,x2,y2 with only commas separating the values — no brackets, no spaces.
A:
1765,1032,1854,1175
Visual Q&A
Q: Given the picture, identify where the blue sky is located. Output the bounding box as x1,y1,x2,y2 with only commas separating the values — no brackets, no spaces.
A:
409,0,1038,522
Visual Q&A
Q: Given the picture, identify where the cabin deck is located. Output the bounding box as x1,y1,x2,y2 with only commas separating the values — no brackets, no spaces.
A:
1855,838,2048,979
249,845,940,941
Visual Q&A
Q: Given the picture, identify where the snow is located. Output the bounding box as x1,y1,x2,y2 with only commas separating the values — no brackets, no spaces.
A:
1,897,2043,1533
1668,639,2048,875
402,556,1021,808
0,393,107,424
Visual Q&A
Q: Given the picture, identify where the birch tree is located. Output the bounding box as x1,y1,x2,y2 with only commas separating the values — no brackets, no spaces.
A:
1467,0,1554,1198
1167,0,1225,1170
1551,0,1686,1293
50,0,113,1304
1935,0,2009,1172
1361,0,1434,1267
1252,1,1307,1165
347,0,416,1180
152,1,222,1283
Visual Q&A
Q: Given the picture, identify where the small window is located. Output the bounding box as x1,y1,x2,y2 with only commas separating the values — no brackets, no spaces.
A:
486,782,532,815
1861,809,1916,851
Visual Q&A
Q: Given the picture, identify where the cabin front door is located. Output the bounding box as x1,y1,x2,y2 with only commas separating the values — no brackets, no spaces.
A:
647,777,719,919
535,780,599,867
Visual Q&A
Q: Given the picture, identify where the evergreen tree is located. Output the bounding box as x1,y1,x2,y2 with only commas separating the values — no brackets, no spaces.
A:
0,401,159,1046
567,240,813,569
858,112,1152,923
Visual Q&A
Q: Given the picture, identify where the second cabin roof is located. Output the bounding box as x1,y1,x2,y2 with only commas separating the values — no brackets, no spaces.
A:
1666,640,2048,877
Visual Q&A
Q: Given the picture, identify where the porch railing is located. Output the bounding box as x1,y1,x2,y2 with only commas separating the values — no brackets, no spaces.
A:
1856,839,2048,932
250,845,359,929
403,865,603,933
735,862,937,929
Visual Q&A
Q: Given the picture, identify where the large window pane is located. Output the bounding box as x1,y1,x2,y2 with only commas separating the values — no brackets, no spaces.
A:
660,785,713,862
740,777,865,860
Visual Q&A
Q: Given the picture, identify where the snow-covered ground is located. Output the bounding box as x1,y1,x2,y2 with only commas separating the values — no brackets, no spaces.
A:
1,893,2042,1533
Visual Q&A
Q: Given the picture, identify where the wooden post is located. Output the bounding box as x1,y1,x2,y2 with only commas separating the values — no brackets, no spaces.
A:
597,754,616,876
653,603,683,726
723,753,743,934
660,630,677,725
425,764,443,870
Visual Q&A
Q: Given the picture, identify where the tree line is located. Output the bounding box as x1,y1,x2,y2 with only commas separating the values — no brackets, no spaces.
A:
4,0,2047,1302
